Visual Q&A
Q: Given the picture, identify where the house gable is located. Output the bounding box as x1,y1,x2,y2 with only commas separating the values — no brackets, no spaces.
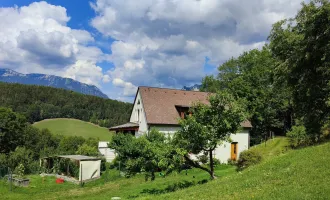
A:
129,89,148,134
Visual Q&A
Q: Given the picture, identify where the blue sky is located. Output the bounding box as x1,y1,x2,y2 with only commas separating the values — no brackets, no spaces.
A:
0,0,305,102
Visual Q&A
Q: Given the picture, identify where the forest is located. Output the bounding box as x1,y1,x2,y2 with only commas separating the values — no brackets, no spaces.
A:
0,82,132,127
200,0,330,144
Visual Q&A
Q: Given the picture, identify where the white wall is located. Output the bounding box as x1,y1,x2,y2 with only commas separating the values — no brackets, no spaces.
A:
79,160,101,181
149,125,180,138
214,129,250,164
130,91,148,135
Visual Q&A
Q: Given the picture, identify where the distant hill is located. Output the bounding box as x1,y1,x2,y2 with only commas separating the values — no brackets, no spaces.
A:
33,118,113,141
0,82,132,127
0,68,108,98
182,84,202,91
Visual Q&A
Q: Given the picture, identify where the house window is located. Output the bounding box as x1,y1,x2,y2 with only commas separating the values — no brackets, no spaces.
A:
176,106,190,119
137,109,140,122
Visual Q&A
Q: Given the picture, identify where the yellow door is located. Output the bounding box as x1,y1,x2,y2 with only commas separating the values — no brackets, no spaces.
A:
231,143,238,161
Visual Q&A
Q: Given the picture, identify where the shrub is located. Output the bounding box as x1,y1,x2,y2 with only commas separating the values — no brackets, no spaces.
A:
227,159,237,166
286,125,311,148
237,150,262,171
212,158,221,166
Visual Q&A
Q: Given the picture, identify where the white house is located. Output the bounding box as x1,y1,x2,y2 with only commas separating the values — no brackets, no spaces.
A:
109,86,252,163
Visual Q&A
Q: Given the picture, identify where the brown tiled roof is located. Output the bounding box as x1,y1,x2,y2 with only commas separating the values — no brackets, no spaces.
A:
139,86,251,128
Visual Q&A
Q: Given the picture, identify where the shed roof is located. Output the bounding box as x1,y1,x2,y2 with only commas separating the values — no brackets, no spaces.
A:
57,155,101,161
109,122,139,131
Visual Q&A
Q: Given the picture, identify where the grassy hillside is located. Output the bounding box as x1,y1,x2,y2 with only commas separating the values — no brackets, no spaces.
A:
250,137,290,160
1,141,329,199
142,141,330,200
33,118,113,141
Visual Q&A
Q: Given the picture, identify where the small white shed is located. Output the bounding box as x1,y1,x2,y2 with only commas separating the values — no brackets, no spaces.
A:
58,155,101,181
41,155,101,182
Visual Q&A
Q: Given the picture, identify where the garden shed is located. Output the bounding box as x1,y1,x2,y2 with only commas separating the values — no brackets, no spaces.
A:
40,155,101,182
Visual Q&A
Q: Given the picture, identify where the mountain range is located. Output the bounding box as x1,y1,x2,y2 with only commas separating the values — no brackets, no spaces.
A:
0,69,108,98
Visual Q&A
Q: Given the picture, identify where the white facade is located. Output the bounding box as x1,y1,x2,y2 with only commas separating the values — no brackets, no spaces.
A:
149,125,180,137
79,160,101,181
130,91,148,136
214,129,250,163
98,142,116,162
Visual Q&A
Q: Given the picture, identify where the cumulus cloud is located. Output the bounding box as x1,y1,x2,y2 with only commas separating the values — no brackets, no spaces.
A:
64,60,108,86
91,0,306,92
0,1,107,87
112,78,138,97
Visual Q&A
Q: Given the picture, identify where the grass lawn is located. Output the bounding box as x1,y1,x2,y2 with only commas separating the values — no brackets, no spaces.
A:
2,139,329,199
33,118,113,141
249,137,290,160
140,141,330,200
0,165,236,200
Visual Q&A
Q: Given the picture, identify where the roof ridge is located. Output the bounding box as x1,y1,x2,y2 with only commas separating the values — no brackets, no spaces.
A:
138,86,209,93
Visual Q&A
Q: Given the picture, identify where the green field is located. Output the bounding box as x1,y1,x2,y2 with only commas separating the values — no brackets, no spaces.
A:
1,139,329,199
33,118,113,141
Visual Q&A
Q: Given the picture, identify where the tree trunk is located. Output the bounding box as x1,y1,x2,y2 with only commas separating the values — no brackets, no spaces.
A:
209,150,215,180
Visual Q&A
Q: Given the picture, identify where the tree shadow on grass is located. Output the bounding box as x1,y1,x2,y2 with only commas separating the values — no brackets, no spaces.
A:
140,179,208,195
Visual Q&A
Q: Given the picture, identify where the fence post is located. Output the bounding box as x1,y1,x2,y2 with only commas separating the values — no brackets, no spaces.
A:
8,167,12,192
118,161,121,176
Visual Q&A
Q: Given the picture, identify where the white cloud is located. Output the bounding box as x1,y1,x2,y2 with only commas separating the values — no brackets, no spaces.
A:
91,0,306,94
112,78,137,97
0,1,107,88
64,60,107,87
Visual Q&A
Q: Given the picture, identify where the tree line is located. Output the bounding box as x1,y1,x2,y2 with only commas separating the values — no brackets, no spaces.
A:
0,82,132,127
201,0,329,144
0,107,102,175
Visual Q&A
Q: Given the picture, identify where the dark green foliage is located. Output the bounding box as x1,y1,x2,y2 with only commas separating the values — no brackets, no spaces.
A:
57,158,80,179
109,129,181,181
0,107,27,153
201,48,292,145
58,136,86,154
286,125,311,148
0,82,132,127
0,107,104,174
269,0,330,138
237,150,263,171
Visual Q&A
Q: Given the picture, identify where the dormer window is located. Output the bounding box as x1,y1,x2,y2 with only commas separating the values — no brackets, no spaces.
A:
175,105,191,119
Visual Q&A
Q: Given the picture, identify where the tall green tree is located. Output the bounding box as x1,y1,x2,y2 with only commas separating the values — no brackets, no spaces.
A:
109,129,179,181
269,0,330,137
201,48,291,144
0,107,27,153
175,92,246,179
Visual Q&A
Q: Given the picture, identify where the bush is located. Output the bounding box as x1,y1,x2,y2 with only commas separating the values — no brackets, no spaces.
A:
237,150,262,171
227,159,237,166
212,158,221,166
287,125,311,148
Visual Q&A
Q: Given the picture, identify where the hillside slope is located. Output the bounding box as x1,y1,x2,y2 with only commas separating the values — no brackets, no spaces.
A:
0,68,108,98
33,118,113,141
0,82,131,127
143,142,330,200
